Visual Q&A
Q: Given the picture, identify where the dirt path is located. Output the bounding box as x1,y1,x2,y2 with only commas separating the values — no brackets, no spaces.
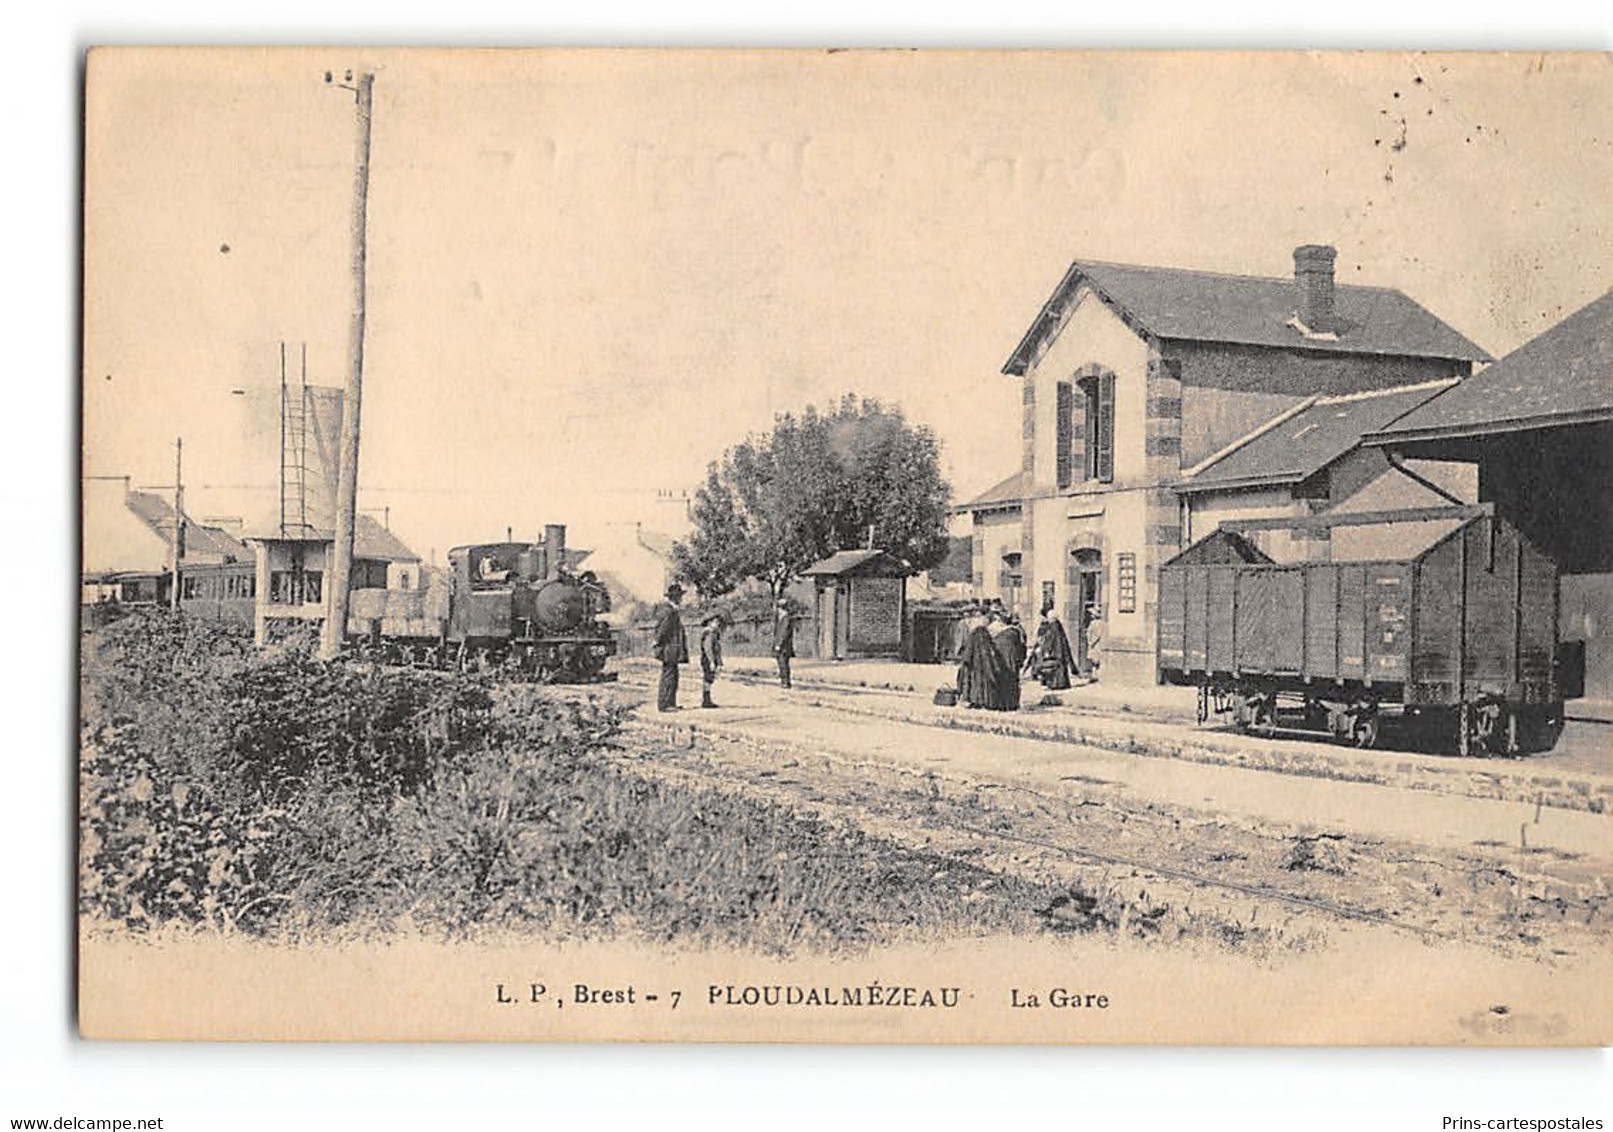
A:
570,673,1612,961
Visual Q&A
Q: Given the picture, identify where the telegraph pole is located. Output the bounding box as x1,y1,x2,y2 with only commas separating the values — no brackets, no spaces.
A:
321,68,374,660
170,436,184,610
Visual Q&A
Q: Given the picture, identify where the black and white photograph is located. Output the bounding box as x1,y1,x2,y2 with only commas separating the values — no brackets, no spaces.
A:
70,45,1612,1053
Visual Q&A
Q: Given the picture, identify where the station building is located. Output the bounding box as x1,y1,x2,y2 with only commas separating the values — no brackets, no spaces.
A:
963,245,1488,685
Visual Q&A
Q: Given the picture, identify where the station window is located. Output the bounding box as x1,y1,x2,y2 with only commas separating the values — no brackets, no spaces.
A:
1116,552,1137,614
1080,371,1115,484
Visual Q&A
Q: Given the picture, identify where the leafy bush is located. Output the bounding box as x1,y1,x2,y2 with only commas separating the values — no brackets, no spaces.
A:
79,610,614,935
80,610,1042,951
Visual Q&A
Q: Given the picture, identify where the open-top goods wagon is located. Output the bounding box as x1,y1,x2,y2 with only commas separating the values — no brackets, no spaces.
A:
1157,504,1561,755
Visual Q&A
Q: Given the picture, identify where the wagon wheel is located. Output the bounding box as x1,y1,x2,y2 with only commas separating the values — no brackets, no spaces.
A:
1230,695,1253,733
1257,697,1278,738
1351,711,1380,750
1471,700,1504,756
1302,698,1328,734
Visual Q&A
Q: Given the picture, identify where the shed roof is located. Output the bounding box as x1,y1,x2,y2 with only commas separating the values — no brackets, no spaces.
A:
955,470,1026,513
1178,380,1455,494
1004,258,1489,376
1366,289,1613,444
249,514,421,563
802,549,912,577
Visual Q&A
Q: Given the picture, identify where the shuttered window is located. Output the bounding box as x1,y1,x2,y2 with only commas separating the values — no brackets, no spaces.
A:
1079,373,1115,483
1055,381,1074,489
1096,371,1115,483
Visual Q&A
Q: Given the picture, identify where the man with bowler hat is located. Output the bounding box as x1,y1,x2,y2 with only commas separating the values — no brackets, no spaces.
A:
654,582,690,711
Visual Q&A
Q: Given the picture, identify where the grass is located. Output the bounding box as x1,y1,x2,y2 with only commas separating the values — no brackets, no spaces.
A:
78,609,1053,953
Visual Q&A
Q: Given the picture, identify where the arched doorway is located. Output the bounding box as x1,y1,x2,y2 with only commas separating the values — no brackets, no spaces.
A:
1069,547,1103,677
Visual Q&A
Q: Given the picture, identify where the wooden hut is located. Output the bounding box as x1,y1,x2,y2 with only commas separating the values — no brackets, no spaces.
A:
802,550,912,660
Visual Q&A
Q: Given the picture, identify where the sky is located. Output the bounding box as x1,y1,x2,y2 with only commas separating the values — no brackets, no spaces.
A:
83,48,1613,563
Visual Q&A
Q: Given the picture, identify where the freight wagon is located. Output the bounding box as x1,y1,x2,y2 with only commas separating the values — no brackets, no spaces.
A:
1157,504,1562,755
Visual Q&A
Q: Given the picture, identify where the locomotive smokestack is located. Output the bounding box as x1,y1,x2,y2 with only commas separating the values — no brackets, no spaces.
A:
544,523,566,580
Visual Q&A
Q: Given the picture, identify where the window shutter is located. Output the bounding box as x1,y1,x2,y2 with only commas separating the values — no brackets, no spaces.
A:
1097,372,1115,483
1055,381,1073,489
1081,381,1096,480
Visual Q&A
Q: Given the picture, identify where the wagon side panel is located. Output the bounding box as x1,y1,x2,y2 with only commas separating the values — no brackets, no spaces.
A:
1363,564,1412,686
1185,565,1210,672
1410,533,1461,704
1303,565,1339,680
1234,568,1276,674
1207,568,1236,673
1158,564,1187,674
1337,565,1366,681
1463,518,1517,696
1271,568,1305,674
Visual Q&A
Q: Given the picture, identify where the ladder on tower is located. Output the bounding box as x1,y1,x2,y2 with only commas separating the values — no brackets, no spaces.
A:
279,342,313,537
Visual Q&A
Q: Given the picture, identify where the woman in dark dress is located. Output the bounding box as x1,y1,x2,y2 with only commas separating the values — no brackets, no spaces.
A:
1029,601,1077,690
990,610,1027,710
956,612,1012,710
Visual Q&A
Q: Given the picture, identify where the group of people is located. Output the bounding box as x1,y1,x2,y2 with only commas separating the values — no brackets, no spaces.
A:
953,600,1082,712
651,579,1084,716
652,582,797,712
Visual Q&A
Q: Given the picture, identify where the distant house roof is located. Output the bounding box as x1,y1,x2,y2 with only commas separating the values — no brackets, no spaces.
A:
1003,258,1490,376
124,491,247,562
802,549,913,577
1178,380,1456,494
1366,289,1613,444
248,514,421,563
635,528,678,561
955,470,1026,514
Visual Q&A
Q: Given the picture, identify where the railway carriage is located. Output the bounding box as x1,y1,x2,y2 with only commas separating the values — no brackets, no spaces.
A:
1157,504,1562,755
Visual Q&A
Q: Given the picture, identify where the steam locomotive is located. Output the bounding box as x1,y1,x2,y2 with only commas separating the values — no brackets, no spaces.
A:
351,523,617,682
99,522,618,683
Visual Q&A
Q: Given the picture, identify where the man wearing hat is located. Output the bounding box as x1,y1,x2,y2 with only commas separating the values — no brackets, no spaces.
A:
771,596,796,689
699,611,725,708
653,582,690,711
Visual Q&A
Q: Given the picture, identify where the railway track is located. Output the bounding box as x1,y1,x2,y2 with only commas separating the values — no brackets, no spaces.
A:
553,675,1607,955
614,717,1476,947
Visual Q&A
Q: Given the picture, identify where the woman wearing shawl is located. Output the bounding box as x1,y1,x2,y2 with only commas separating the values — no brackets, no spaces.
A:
1029,600,1078,690
955,608,1012,710
988,609,1026,710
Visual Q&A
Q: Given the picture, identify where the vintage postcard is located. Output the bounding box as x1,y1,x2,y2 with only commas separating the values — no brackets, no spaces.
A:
79,47,1613,1043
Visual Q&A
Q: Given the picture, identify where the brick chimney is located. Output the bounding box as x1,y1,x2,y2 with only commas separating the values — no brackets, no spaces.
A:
1293,244,1338,332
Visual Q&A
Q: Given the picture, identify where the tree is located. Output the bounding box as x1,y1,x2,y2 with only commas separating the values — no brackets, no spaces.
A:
672,395,953,597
